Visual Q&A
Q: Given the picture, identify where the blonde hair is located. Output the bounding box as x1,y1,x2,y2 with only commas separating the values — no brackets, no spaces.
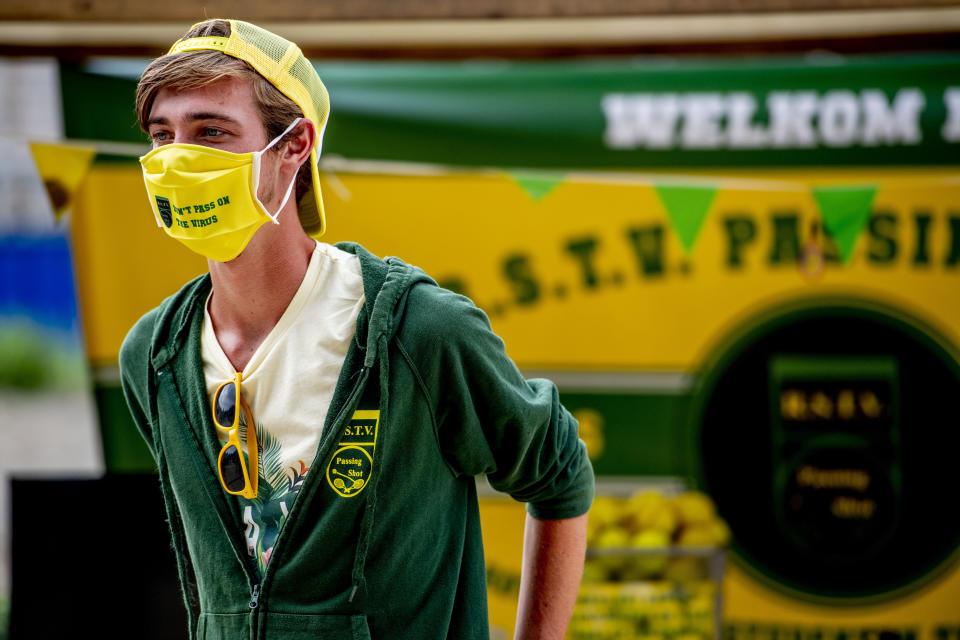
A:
136,20,311,199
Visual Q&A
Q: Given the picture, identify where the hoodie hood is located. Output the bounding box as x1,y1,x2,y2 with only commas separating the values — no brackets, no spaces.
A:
145,241,436,371
335,242,436,368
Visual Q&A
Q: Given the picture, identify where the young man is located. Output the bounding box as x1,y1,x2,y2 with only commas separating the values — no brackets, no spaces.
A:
120,19,593,640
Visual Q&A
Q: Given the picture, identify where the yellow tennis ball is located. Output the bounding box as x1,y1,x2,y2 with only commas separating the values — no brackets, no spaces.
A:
677,524,715,547
580,560,609,584
649,599,683,634
590,495,625,529
685,595,717,635
672,491,717,528
626,491,678,537
587,498,621,545
572,408,605,461
709,518,732,547
626,529,670,579
596,526,630,548
594,527,631,578
632,528,670,547
664,556,707,582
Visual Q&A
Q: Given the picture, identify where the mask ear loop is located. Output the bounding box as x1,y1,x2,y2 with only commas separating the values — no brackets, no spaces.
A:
253,117,304,223
264,117,303,151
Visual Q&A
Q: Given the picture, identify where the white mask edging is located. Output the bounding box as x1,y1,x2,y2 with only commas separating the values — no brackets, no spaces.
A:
252,117,304,224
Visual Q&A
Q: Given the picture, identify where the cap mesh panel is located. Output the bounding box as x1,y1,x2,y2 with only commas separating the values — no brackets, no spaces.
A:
167,19,329,238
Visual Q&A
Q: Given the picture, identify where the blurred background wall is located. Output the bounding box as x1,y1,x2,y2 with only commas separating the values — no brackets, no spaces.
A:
1,1,959,639
0,54,102,626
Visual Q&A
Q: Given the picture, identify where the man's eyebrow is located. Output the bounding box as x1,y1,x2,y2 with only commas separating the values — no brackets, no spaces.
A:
146,112,241,127
187,112,242,125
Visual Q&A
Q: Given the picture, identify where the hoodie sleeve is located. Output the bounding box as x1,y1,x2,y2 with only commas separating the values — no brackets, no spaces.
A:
401,284,594,521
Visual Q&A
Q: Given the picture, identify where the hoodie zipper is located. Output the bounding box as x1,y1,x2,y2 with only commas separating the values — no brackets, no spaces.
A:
251,365,370,633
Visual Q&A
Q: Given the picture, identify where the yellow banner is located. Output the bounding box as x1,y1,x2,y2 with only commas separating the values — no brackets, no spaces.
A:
322,167,960,372
70,165,960,370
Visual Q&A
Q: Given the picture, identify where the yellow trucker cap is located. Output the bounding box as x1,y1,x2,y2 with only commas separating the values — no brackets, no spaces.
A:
168,19,328,238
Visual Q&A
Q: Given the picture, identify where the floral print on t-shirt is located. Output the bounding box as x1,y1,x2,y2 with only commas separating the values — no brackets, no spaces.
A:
237,417,310,578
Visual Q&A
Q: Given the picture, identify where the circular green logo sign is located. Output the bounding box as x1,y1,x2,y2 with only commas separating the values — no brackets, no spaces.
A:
690,299,960,603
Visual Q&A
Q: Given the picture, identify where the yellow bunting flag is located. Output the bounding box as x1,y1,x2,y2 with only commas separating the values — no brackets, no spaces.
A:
29,142,96,221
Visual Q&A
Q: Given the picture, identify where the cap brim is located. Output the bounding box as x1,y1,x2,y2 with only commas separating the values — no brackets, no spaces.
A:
297,148,326,238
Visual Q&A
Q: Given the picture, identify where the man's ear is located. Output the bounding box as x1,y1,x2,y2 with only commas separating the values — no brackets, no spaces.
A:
281,119,316,167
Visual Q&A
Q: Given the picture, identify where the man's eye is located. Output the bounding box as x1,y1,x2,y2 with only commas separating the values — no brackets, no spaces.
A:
203,128,224,137
151,131,169,142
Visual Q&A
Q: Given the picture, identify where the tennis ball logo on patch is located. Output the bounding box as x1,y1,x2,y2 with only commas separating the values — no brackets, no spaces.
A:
326,445,372,497
326,410,379,498
155,196,173,228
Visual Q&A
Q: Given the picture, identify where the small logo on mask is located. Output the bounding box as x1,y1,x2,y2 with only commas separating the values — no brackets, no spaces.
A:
155,196,173,228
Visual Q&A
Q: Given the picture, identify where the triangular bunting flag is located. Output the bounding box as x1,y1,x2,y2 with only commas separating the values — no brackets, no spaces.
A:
510,172,564,202
812,185,877,264
655,184,716,255
29,142,96,221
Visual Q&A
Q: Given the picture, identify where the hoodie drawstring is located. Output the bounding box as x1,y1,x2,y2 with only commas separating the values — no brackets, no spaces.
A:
349,335,389,603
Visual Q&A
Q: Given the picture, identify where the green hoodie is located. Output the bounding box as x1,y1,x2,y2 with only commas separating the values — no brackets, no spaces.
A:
119,242,594,640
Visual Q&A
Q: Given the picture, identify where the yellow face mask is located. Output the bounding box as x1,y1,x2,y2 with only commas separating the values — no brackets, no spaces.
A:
139,118,302,262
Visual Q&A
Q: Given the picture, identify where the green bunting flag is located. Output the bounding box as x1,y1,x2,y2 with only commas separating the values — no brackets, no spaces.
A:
812,185,877,264
510,172,565,201
654,184,717,255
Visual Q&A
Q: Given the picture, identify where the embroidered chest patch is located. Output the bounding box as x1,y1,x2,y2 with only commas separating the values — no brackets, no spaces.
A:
326,410,379,498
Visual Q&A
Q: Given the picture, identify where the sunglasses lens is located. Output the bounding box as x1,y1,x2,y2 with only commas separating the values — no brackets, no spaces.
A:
219,444,246,492
215,381,237,428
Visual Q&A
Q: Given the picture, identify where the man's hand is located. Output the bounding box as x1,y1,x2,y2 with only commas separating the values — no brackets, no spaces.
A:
513,512,589,640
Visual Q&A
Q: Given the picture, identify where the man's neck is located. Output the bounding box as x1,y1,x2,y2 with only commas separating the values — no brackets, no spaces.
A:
206,210,316,372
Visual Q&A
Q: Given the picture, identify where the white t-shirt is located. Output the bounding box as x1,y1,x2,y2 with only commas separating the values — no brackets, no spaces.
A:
201,241,365,576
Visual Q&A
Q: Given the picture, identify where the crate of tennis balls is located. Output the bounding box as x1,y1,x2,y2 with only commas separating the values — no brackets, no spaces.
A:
568,489,729,640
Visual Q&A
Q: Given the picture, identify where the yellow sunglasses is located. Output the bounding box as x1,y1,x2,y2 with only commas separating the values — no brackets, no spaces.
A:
211,372,259,499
